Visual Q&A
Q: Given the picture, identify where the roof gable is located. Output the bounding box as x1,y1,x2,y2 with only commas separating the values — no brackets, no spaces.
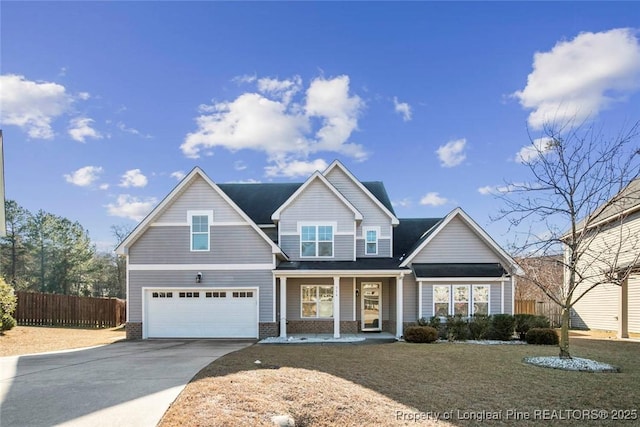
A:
399,207,522,274
271,171,363,222
115,167,284,256
323,160,399,225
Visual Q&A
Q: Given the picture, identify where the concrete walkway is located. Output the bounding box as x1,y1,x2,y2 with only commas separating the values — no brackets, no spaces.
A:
0,339,253,427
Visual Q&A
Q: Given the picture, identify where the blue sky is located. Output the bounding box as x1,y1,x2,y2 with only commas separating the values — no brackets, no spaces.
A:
1,2,639,251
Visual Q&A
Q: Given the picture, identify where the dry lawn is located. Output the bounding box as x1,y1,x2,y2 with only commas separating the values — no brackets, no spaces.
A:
161,338,640,426
0,326,125,356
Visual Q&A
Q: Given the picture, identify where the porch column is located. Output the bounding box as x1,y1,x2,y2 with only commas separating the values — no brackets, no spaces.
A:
333,276,340,338
396,273,404,339
618,277,629,339
280,277,287,338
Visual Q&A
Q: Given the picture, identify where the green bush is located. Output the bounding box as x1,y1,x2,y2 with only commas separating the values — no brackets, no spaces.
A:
427,316,448,339
416,317,429,326
525,328,559,345
404,326,438,343
0,278,18,333
515,314,550,340
445,314,468,341
468,314,491,340
489,314,516,341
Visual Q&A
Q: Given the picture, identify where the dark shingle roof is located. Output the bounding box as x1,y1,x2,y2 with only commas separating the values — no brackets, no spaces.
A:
393,218,443,259
412,263,507,278
218,181,395,225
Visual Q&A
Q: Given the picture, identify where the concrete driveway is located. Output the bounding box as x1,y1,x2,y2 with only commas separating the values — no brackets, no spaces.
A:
0,339,253,427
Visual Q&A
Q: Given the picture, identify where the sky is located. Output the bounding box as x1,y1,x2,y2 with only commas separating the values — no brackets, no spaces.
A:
1,2,639,252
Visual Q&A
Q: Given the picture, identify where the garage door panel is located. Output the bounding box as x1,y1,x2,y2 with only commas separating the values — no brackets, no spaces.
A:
145,289,257,338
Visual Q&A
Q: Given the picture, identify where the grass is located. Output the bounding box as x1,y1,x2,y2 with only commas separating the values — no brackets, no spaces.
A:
160,338,640,426
0,325,126,356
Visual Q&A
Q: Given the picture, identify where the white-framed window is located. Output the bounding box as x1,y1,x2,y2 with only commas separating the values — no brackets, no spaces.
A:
188,210,213,252
363,226,379,255
299,223,334,258
301,285,334,318
433,285,490,317
472,285,490,315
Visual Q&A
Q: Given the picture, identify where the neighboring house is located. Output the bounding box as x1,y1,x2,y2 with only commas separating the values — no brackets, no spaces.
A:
116,161,521,340
570,179,640,338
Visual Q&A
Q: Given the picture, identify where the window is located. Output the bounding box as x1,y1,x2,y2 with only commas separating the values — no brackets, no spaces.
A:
205,291,226,298
300,224,333,257
232,291,253,298
188,210,213,251
472,285,489,315
433,286,450,317
179,292,199,298
433,285,490,317
152,292,173,298
363,227,378,255
301,285,333,318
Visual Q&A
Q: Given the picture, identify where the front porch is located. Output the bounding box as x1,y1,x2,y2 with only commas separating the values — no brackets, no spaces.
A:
274,266,410,339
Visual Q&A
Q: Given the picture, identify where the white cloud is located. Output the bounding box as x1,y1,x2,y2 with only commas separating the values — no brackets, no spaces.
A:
68,117,102,143
64,166,103,187
392,198,412,208
515,137,554,163
265,158,329,178
0,74,72,139
420,192,448,206
106,194,157,222
181,74,366,172
99,183,110,190
117,122,151,138
478,182,536,195
119,169,148,188
393,97,412,121
513,28,640,129
170,171,186,181
77,92,91,100
436,138,467,167
233,74,257,84
234,160,247,171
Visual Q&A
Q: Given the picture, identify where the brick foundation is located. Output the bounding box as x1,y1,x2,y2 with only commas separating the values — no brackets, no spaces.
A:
126,322,142,340
340,321,358,334
382,320,396,335
259,322,278,338
286,320,358,334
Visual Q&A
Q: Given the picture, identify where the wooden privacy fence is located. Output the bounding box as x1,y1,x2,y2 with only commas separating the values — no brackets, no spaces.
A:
515,299,562,328
15,291,126,328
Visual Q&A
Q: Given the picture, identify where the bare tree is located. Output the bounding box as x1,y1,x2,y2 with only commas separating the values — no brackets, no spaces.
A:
496,119,640,358
111,224,133,299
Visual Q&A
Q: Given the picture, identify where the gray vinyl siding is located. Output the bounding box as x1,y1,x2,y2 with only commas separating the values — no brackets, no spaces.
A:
421,284,432,319
340,277,354,321
403,274,418,322
156,176,245,223
411,216,501,263
504,279,513,314
128,269,273,322
129,225,273,264
356,238,391,258
629,275,640,333
388,279,396,324
419,282,504,318
490,283,502,315
280,234,354,261
324,167,393,233
278,179,356,234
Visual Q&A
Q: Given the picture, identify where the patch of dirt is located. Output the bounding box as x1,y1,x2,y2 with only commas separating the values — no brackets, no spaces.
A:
0,326,125,356
161,367,450,427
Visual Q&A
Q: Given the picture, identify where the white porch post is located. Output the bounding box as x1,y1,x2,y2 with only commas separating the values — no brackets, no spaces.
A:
279,277,287,338
333,276,340,338
396,273,404,339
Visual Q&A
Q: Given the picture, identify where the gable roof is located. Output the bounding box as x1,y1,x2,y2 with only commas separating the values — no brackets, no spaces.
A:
271,171,363,222
575,177,640,233
399,207,523,274
393,218,443,259
323,160,399,225
114,167,285,256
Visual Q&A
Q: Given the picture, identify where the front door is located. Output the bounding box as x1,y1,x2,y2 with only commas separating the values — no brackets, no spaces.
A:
361,282,381,331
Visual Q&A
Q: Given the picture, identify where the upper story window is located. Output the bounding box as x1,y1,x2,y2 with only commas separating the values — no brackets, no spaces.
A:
188,210,213,252
300,223,334,257
363,227,379,255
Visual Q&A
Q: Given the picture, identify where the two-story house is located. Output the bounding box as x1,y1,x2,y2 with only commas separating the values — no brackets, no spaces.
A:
116,160,520,340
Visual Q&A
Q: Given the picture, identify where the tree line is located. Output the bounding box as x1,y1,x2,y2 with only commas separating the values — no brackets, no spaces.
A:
1,200,130,298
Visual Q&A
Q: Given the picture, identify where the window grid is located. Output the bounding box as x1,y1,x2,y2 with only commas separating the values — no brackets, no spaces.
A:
300,225,334,258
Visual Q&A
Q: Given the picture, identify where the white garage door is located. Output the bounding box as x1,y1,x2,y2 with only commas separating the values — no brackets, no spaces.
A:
145,289,258,338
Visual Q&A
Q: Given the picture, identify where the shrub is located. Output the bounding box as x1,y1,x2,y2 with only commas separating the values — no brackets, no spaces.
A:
427,316,448,339
0,278,18,333
445,314,468,341
404,326,438,343
489,314,516,341
468,314,491,340
525,328,559,345
515,314,550,340
416,317,429,326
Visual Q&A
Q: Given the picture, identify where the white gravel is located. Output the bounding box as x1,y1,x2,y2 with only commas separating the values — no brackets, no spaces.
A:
260,336,366,344
523,356,620,372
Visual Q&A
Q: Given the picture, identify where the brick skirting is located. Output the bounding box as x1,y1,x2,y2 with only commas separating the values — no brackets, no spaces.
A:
126,322,143,340
286,320,358,334
259,322,278,338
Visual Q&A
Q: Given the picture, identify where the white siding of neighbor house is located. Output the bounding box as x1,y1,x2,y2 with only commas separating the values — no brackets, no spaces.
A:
128,269,273,323
156,176,245,224
629,275,640,333
129,225,273,264
571,210,640,332
410,217,502,263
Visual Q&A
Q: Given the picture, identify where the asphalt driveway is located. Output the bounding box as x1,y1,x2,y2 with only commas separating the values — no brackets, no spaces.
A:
0,339,253,427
